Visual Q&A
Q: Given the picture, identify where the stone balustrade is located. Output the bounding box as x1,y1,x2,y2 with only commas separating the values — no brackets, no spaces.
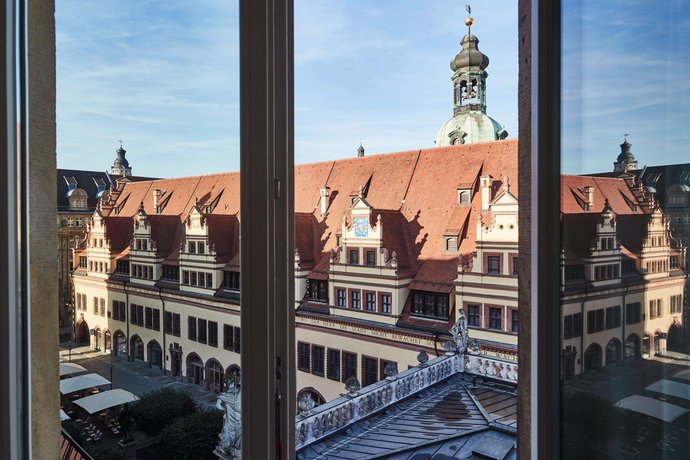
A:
294,351,517,450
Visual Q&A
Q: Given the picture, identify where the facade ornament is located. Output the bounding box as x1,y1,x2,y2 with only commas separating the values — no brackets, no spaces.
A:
417,349,429,367
381,248,390,267
358,184,363,198
345,376,361,397
383,362,398,380
294,248,301,263
298,392,316,416
503,175,510,193
450,309,469,354
390,251,398,268
214,378,241,459
469,339,481,355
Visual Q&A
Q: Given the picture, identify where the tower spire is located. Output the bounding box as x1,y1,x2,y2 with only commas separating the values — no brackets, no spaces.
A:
465,5,473,35
435,9,507,146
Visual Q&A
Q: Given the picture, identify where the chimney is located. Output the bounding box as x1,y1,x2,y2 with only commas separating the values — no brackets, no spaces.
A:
319,186,331,216
480,175,493,212
153,189,162,214
357,143,365,158
583,186,594,211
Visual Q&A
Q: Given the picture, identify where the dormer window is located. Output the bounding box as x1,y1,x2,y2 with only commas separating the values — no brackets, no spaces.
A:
600,237,615,250
457,189,471,205
365,250,376,266
445,237,458,253
307,280,328,302
348,249,359,265
197,241,205,254
411,291,449,319
223,272,240,290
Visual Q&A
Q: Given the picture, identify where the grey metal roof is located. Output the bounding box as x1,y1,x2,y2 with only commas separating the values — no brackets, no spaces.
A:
297,374,517,460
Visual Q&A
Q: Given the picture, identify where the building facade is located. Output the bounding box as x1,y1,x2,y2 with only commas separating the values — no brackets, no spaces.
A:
560,175,686,378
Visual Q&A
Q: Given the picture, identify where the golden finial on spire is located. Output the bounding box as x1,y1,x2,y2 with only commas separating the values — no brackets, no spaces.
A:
465,4,474,33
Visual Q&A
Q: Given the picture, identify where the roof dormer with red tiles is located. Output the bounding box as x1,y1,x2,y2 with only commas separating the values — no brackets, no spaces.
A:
178,200,224,295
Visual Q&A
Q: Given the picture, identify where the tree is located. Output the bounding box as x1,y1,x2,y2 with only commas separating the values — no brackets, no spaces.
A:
157,409,224,460
129,387,196,436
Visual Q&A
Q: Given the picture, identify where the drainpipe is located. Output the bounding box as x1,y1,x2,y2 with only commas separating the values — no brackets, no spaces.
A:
123,279,130,361
157,285,166,376
580,288,589,376
621,282,628,367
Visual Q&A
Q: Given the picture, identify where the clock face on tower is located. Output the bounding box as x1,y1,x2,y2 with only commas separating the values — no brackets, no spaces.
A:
353,217,369,237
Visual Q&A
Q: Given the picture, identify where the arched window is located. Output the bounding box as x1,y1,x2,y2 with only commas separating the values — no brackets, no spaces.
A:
130,335,144,361
147,340,163,369
207,359,224,393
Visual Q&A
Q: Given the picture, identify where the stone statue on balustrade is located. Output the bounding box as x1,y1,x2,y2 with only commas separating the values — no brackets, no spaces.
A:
214,378,242,460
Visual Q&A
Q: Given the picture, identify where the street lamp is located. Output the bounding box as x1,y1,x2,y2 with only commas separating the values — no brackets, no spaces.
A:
110,354,114,390
68,342,72,363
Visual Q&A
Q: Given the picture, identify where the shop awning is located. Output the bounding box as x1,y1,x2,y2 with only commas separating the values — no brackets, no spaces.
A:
59,362,87,377
73,389,138,414
645,379,690,401
614,395,688,423
59,373,110,395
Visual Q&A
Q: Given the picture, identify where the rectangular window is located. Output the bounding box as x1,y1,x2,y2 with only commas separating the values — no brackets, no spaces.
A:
197,319,207,344
183,270,189,285
626,302,642,324
223,324,234,351
670,256,679,269
489,307,502,330
224,271,240,290
161,265,179,281
297,342,311,372
197,241,205,254
587,309,605,334
99,298,105,317
342,352,358,382
671,294,683,314
190,271,197,286
164,311,173,334
336,288,346,307
605,305,621,329
188,241,196,253
511,310,519,333
188,316,197,341
312,345,325,376
649,299,662,319
79,256,87,269
468,305,480,327
412,292,449,319
380,294,391,314
208,321,218,347
327,349,341,381
234,327,241,353
365,292,376,311
349,249,359,265
412,293,423,315
198,272,206,287
93,296,98,315
145,307,153,329
366,250,376,266
307,280,328,302
206,273,213,288
350,290,360,309
487,255,501,274
564,315,574,339
362,356,378,387
172,313,180,336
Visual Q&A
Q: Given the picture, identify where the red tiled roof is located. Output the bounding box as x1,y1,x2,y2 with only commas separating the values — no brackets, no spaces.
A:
95,140,519,291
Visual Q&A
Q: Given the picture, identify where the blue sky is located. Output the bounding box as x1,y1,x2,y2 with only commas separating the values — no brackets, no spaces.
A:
562,1,690,173
56,1,518,177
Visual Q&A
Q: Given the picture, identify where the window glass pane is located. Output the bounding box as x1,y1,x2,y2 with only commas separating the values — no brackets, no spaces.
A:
58,1,241,456
562,2,690,456
293,1,519,456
